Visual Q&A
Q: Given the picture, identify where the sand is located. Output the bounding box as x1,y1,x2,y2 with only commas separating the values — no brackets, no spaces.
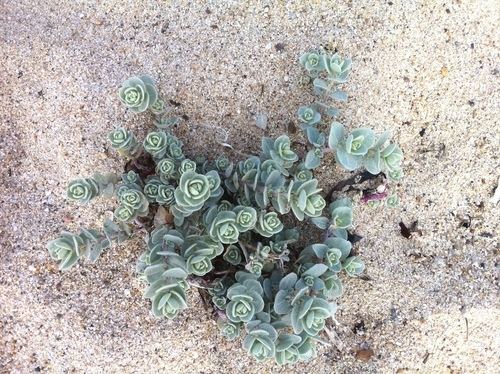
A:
1,0,499,373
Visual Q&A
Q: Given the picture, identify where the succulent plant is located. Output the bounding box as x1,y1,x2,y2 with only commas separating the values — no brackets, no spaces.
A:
48,219,130,271
150,98,166,115
48,50,404,365
289,179,326,221
381,144,404,173
254,211,283,237
215,154,233,176
297,105,321,127
156,158,177,181
182,235,223,276
144,279,188,318
291,296,335,336
218,319,242,340
329,197,353,229
109,127,141,158
173,171,212,217
144,131,168,159
342,256,365,277
226,277,264,323
245,244,270,276
114,185,149,222
156,184,175,205
47,231,84,270
262,135,298,168
275,333,302,365
293,164,313,182
208,211,240,244
143,177,163,202
385,194,399,208
223,244,242,265
178,159,197,175
328,123,375,171
299,52,325,73
234,206,257,232
324,54,352,80
118,75,158,113
242,321,277,361
67,178,100,203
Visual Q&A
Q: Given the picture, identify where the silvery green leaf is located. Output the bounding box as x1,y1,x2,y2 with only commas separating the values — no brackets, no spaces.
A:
279,273,298,290
304,150,321,170
328,122,345,149
325,106,340,117
154,116,180,129
330,206,353,229
385,194,399,208
375,130,391,148
330,90,347,102
343,256,365,277
363,149,381,174
118,76,158,113
336,148,361,171
303,263,328,277
163,267,188,279
310,217,329,229
312,78,328,94
305,127,324,147
290,286,308,305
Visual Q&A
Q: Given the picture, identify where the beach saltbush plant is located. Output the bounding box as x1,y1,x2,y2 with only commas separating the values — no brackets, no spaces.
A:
48,49,403,365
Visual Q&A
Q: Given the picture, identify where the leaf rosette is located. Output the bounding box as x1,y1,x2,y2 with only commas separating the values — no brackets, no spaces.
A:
118,75,158,113
208,211,240,244
254,211,283,237
291,296,335,336
47,231,84,271
144,131,168,159
297,106,321,127
156,158,177,181
223,245,242,265
174,171,212,214
218,320,241,341
108,127,141,158
144,279,188,319
242,321,277,362
67,178,99,203
275,333,302,365
233,206,257,232
226,278,265,323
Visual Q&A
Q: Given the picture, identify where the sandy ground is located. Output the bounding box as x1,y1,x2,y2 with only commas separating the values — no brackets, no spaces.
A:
1,0,499,373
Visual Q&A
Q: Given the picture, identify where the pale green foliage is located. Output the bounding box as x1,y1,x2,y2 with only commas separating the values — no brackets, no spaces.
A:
114,180,149,222
67,178,99,203
255,211,283,237
297,105,321,127
289,179,326,220
218,319,242,340
223,244,242,265
150,98,166,115
385,194,399,208
48,220,131,270
108,127,141,158
328,123,404,175
299,50,403,180
48,49,405,365
291,296,335,336
67,173,117,203
226,274,264,323
118,75,158,113
242,321,277,361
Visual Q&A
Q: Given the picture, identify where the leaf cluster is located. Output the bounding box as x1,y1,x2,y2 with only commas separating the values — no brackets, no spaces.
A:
48,52,403,365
